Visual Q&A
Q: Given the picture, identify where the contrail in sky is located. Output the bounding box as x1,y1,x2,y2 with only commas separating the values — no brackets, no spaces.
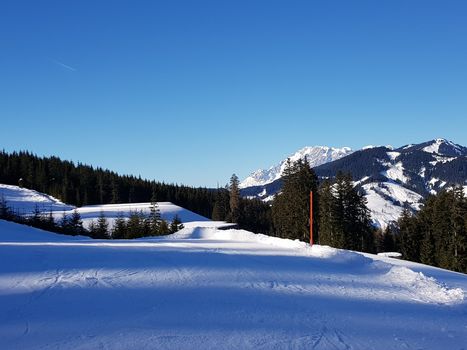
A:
51,59,77,72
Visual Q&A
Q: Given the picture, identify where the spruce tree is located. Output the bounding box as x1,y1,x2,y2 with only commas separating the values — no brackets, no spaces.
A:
69,209,85,236
318,179,334,245
212,187,229,221
272,158,318,242
94,211,109,239
112,213,127,239
170,215,184,233
229,174,240,223
148,196,162,235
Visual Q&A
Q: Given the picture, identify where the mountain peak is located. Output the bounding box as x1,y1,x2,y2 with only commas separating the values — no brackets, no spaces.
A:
422,138,466,156
239,146,353,188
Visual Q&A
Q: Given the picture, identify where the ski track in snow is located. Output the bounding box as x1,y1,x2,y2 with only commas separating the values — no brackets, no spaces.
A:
1,222,466,349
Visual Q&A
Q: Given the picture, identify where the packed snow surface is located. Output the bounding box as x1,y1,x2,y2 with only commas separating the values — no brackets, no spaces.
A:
1,220,466,350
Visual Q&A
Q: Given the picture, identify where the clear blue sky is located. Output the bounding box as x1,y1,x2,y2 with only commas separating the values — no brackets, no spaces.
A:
1,0,466,187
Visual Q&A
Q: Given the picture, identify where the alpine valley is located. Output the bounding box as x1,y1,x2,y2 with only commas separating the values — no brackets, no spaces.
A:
240,138,467,229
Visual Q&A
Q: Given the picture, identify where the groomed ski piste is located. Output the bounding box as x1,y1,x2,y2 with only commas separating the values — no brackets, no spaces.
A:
1,218,466,350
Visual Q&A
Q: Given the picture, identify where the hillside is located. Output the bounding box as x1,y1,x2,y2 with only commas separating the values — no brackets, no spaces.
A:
0,183,73,214
0,184,230,230
0,220,466,349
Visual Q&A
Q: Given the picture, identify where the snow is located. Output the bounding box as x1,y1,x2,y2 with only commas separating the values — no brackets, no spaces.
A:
423,138,444,154
0,184,227,229
353,176,369,186
386,151,400,161
363,182,423,229
377,252,402,258
0,184,73,215
381,161,410,183
362,145,375,150
423,138,464,156
240,146,353,188
429,154,457,166
52,202,215,229
1,221,466,349
419,166,426,178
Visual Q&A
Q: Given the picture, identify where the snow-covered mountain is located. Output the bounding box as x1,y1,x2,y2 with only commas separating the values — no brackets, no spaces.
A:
241,138,467,229
240,146,353,188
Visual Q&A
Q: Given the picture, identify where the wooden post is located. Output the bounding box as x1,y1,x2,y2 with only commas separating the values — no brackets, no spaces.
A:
310,191,313,246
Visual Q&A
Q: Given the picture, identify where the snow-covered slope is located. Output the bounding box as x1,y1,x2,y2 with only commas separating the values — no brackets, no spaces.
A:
362,182,423,229
0,223,465,349
0,184,73,214
414,138,467,156
240,146,353,188
0,219,88,242
0,184,230,228
53,202,229,229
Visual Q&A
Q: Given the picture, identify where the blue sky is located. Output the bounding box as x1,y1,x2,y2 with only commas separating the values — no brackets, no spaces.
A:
1,0,466,187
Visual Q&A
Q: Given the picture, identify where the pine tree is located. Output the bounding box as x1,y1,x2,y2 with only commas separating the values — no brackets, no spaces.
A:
398,209,422,262
170,215,184,233
148,193,162,235
318,179,334,245
88,220,97,237
420,229,436,265
126,211,143,239
212,187,229,221
272,158,318,241
94,211,109,239
159,219,170,235
229,174,240,223
69,209,85,236
451,186,467,271
59,212,71,234
0,195,12,220
112,213,127,239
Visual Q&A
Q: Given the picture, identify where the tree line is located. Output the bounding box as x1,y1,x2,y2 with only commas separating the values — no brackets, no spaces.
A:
0,150,217,218
210,174,272,234
395,187,466,273
270,158,375,252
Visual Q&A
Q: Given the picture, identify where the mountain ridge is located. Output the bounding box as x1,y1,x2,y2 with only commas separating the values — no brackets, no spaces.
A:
240,138,467,229
240,146,353,188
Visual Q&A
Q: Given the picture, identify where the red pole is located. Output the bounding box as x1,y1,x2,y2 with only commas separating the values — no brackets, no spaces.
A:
310,191,313,246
